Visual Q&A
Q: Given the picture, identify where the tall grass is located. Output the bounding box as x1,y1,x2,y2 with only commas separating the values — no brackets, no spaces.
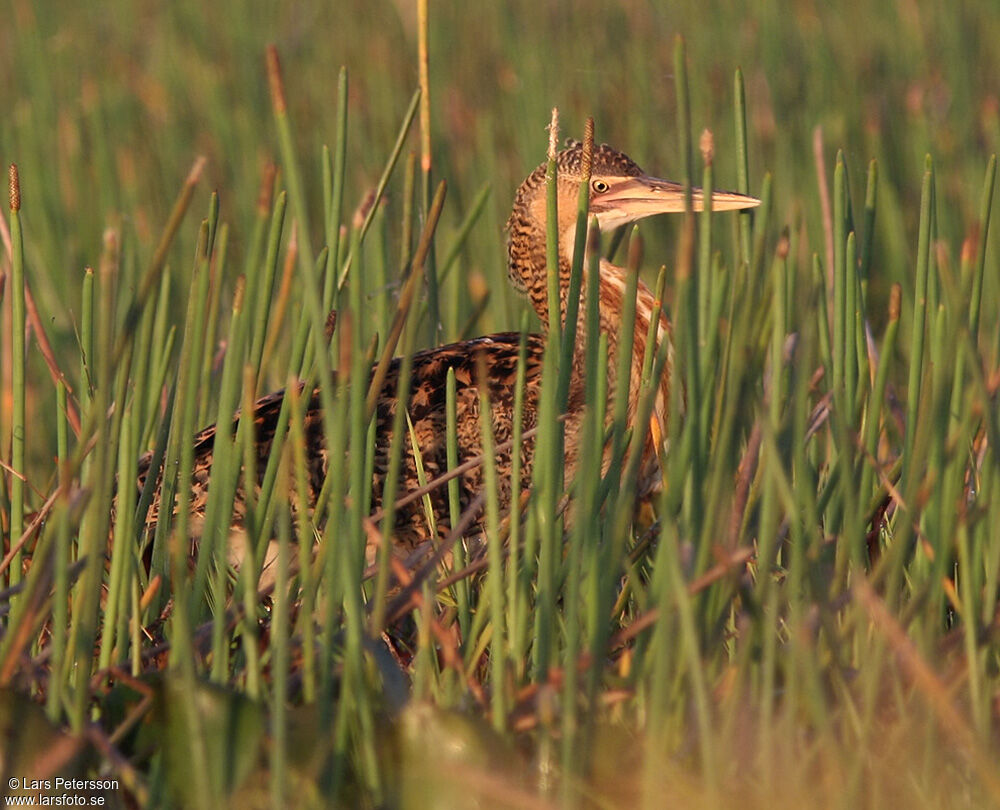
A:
1,2,999,808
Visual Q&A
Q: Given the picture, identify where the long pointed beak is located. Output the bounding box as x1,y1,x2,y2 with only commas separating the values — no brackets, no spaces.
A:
591,174,760,229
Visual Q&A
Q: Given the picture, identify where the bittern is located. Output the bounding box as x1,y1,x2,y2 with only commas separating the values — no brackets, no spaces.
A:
136,140,759,570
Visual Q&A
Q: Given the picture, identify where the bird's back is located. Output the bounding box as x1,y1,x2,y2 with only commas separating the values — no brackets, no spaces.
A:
136,332,546,553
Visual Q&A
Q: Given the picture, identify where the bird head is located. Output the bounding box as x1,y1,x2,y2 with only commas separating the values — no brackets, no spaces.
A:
560,140,760,232
506,140,759,326
508,141,759,272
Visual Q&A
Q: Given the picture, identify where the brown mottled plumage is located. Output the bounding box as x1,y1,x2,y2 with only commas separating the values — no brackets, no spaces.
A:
136,141,758,567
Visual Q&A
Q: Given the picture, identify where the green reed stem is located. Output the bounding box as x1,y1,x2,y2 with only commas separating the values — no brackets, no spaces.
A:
558,118,593,410
476,355,507,731
140,269,173,446
204,281,250,672
238,365,262,700
197,218,227,428
114,157,205,365
337,89,421,292
859,285,901,507
80,266,94,403
437,182,492,287
969,154,996,342
674,38,702,524
8,166,26,587
165,221,213,667
859,159,878,283
248,191,287,380
509,313,532,668
903,160,934,486
832,153,847,408
445,368,470,638
324,67,349,312
267,47,315,277
545,108,561,353
270,495,292,809
101,404,136,672
698,150,714,347
733,69,753,268
369,283,420,633
844,228,858,420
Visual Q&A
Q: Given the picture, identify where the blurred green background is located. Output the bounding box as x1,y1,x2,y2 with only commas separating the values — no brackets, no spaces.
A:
2,0,998,451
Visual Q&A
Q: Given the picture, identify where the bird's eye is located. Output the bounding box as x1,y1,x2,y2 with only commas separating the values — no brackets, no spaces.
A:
592,179,609,193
